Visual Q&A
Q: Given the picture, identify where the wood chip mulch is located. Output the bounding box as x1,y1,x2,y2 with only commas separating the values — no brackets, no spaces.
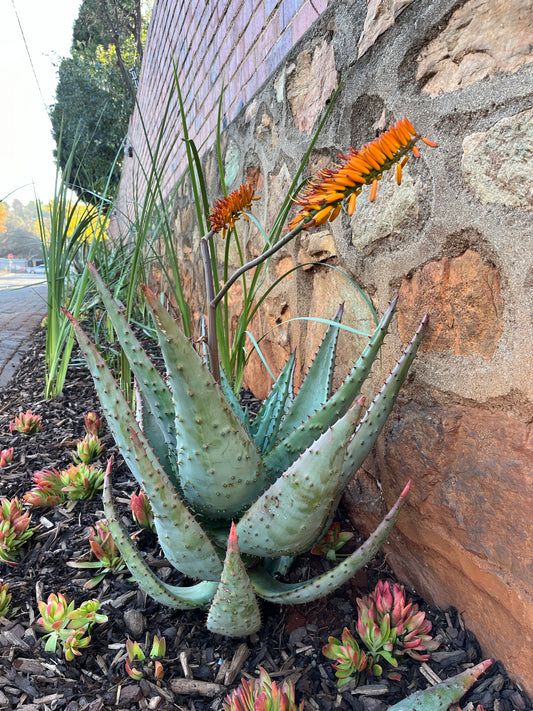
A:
0,329,530,711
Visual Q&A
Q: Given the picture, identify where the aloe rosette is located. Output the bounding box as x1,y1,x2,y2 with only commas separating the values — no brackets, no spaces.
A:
66,263,427,636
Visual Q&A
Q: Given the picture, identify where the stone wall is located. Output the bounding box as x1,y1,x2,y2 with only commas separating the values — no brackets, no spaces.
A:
117,0,533,693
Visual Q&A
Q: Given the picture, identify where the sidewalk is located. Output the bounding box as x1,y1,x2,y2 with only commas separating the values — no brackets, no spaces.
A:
0,274,48,388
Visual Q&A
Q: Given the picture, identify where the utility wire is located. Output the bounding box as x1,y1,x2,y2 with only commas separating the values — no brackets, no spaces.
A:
10,0,49,113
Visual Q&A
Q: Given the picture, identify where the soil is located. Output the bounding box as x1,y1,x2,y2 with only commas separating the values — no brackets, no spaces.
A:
0,329,530,711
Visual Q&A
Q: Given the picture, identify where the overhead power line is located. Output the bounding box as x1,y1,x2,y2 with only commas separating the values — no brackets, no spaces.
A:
10,0,49,113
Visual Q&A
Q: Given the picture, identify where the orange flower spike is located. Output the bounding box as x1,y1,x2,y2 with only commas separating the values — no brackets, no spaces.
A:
421,136,438,148
313,205,334,226
396,162,402,186
364,141,388,165
412,145,421,159
209,184,258,238
369,179,379,202
393,119,413,144
347,192,357,216
401,117,416,135
329,204,342,222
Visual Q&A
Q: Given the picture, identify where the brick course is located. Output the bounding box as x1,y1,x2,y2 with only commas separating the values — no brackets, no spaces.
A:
118,0,329,210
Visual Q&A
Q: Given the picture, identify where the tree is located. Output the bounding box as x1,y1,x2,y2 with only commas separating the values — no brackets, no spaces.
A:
50,0,148,201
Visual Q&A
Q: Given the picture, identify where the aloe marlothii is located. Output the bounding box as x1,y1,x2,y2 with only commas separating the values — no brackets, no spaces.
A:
66,263,427,636
386,659,493,711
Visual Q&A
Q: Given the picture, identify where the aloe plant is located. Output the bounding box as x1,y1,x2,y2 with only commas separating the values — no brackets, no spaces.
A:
66,263,427,636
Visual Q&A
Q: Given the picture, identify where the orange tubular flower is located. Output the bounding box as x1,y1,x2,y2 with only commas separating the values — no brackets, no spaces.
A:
209,183,259,239
288,117,437,230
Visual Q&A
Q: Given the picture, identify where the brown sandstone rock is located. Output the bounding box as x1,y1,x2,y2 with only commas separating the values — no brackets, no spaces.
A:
344,402,533,694
286,39,338,134
416,0,533,96
357,0,415,58
397,250,503,359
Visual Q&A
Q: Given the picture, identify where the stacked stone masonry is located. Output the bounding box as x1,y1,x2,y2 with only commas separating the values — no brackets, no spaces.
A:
116,0,533,693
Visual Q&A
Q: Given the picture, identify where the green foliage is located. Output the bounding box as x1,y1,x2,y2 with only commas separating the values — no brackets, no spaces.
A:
67,264,427,636
223,667,304,711
50,0,148,200
37,593,108,661
0,497,34,564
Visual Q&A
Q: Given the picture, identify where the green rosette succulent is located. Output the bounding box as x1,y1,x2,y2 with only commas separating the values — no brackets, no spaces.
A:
66,263,427,637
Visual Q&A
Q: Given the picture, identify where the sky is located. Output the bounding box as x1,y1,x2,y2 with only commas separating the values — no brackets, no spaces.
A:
1,0,82,206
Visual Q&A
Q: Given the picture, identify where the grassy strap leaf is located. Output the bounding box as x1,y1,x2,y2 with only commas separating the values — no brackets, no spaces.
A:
249,484,410,604
386,659,493,711
66,311,223,580
341,313,428,489
88,263,176,448
206,523,262,636
277,304,344,439
236,401,363,557
266,298,399,476
142,285,267,519
102,466,218,609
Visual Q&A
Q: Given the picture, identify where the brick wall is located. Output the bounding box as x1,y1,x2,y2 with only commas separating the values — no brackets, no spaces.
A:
117,0,328,208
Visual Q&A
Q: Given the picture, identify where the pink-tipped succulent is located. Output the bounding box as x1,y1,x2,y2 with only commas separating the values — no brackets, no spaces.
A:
84,412,104,436
356,580,439,664
24,468,68,507
73,434,104,464
223,667,304,711
130,490,154,530
322,627,370,688
0,580,12,617
0,497,34,564
37,592,107,660
68,518,125,588
125,635,166,680
9,410,43,434
60,462,105,500
310,522,354,561
0,448,14,468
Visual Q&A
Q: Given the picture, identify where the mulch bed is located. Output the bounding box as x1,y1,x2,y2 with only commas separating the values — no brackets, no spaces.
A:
0,328,530,711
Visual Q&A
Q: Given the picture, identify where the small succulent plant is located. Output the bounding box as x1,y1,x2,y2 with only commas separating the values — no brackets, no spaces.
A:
356,580,439,663
322,627,370,687
37,593,108,661
0,497,34,564
66,263,427,636
24,468,68,507
68,517,125,588
9,410,43,434
223,667,304,711
0,580,13,617
84,412,105,436
323,580,439,687
0,448,14,468
60,462,105,499
24,462,105,507
73,433,104,464
310,522,354,561
130,490,155,530
125,635,166,680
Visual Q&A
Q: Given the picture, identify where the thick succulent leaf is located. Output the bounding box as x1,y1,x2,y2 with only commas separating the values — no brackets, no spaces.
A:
134,383,179,486
386,659,493,711
102,466,218,608
142,285,266,519
66,312,223,580
236,401,363,557
87,263,176,449
340,313,428,489
277,304,344,439
206,523,262,636
252,351,296,453
249,484,409,603
219,367,250,430
266,297,398,475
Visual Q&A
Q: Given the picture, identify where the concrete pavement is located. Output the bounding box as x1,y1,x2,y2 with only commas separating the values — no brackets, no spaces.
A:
0,273,48,388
